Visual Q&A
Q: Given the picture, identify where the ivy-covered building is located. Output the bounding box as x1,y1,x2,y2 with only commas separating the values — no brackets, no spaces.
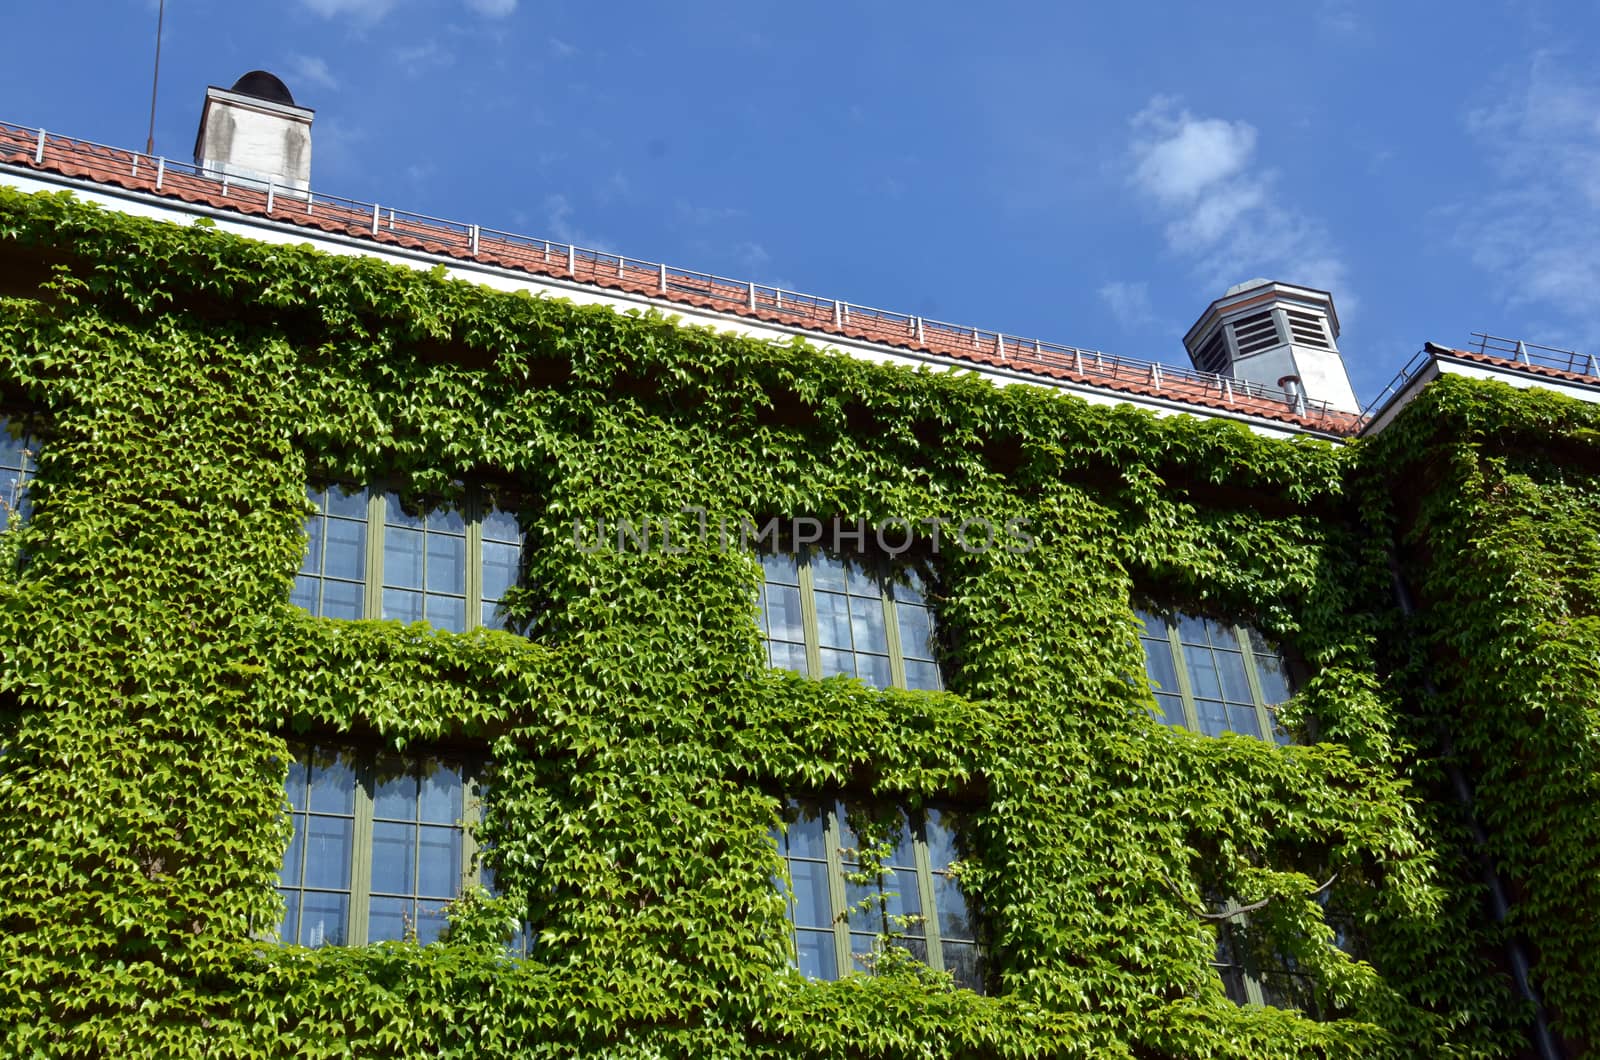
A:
1,73,1597,1058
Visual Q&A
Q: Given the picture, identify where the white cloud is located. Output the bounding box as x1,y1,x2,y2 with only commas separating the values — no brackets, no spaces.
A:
465,0,517,14
1126,97,1351,300
543,193,612,253
285,54,338,92
393,41,455,77
299,0,399,20
1455,54,1600,341
1098,281,1157,330
549,38,578,58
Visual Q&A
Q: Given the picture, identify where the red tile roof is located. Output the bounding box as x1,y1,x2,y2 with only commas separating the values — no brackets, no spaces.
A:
0,123,1364,436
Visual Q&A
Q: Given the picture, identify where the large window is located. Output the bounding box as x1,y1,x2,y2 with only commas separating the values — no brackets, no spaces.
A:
770,799,985,992
1135,608,1293,742
292,485,523,633
276,743,483,947
756,546,941,690
0,419,37,531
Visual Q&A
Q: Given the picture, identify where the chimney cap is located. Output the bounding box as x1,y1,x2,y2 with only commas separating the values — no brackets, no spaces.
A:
228,70,297,107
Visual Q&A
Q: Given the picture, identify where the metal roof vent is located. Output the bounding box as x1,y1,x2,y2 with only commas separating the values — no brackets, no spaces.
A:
192,70,314,194
1182,280,1358,414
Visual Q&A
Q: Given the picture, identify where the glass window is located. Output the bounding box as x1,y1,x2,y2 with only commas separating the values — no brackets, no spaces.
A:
292,485,523,634
1135,607,1294,743
1211,915,1326,1017
756,545,942,691
0,419,38,532
277,742,482,947
770,798,985,992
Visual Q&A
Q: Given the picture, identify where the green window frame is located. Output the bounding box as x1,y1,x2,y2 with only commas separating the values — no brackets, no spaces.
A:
1136,607,1294,743
0,417,37,531
276,742,486,947
770,798,986,992
292,484,524,633
756,545,942,691
1211,897,1359,1017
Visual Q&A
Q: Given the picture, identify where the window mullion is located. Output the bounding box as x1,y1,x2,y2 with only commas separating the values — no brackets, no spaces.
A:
349,763,375,946
462,767,482,894
1233,625,1276,740
823,801,851,979
798,550,822,680
881,575,907,690
364,490,385,621
912,815,943,973
1165,617,1200,730
465,494,483,631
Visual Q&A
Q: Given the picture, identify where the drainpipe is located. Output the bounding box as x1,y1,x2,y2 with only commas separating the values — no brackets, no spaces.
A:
1387,554,1562,1060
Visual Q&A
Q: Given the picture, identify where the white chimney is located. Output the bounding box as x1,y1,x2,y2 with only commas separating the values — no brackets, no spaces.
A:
1182,280,1359,414
193,71,314,193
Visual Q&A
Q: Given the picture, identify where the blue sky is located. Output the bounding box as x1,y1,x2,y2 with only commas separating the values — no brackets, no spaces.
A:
4,1,1597,403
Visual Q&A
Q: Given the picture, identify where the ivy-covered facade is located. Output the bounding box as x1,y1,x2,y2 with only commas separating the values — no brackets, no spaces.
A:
0,179,1593,1058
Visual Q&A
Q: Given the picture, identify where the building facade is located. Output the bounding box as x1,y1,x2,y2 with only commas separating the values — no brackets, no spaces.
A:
0,75,1596,1058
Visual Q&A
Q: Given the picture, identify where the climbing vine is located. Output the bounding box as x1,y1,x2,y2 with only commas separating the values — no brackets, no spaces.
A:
0,185,1559,1057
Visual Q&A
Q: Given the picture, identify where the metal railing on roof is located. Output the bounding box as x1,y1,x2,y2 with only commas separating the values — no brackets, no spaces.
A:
0,118,1355,432
1469,333,1600,378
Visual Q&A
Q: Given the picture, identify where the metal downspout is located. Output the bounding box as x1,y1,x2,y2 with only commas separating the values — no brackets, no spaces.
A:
1387,554,1562,1060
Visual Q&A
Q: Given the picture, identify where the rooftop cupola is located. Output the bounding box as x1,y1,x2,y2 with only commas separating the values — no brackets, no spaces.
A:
192,70,314,193
1182,279,1358,414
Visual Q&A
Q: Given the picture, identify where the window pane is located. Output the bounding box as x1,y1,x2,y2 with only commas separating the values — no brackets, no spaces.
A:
903,659,941,691
417,825,462,898
781,802,828,860
941,940,985,992
767,639,808,675
414,903,448,945
481,540,519,601
299,892,349,947
856,653,892,689
278,816,306,887
761,551,800,586
1154,692,1186,728
850,597,889,656
1217,649,1253,703
762,584,805,643
320,579,363,620
818,648,854,678
844,556,878,598
933,873,976,941
367,895,411,943
372,758,417,820
1227,705,1262,738
1196,700,1229,737
384,526,425,590
323,518,366,581
1184,645,1223,699
384,493,424,530
285,755,309,811
1255,653,1291,703
1141,636,1179,694
897,605,937,662
307,752,356,814
300,514,325,575
426,533,466,594
303,817,353,890
786,859,833,929
325,486,368,519
482,507,520,543
795,929,837,980
370,821,416,895
424,593,466,633
382,589,424,624
426,504,465,535
419,763,463,824
814,592,853,649
811,551,847,593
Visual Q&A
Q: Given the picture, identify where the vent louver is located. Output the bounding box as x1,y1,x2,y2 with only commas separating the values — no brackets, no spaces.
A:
1230,310,1282,356
1284,308,1331,349
1193,328,1231,375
